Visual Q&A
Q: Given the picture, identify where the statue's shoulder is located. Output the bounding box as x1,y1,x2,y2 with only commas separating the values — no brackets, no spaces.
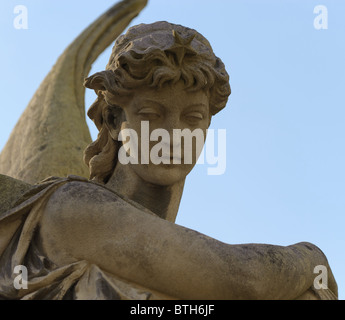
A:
0,174,32,214
1,174,155,218
45,176,155,215
45,177,124,206
41,176,157,228
0,174,110,215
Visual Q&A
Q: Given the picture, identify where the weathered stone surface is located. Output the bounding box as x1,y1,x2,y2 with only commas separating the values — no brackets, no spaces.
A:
0,174,31,214
0,0,337,300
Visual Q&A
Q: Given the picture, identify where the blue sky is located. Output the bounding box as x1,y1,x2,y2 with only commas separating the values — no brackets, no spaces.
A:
1,0,344,299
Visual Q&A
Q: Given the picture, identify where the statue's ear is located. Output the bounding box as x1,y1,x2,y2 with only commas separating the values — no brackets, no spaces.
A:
103,105,126,141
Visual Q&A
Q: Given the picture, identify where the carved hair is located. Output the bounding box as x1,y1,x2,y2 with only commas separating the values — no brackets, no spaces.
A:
84,21,231,183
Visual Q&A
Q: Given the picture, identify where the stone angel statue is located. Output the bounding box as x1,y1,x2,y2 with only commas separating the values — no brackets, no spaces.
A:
0,0,338,300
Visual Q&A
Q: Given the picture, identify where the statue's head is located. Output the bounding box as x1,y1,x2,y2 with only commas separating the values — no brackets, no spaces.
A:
84,21,231,185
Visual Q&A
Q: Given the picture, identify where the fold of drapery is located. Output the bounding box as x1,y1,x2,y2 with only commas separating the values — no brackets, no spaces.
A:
0,175,173,300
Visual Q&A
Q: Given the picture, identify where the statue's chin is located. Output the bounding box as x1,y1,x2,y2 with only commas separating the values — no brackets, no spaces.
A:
130,163,192,186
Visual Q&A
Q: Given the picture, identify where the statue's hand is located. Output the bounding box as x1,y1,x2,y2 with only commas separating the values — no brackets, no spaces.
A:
293,242,338,300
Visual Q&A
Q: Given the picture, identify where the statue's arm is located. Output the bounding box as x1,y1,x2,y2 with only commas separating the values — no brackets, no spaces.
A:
39,182,337,299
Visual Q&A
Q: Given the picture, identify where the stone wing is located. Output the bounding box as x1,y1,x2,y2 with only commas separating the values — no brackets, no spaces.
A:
0,0,148,184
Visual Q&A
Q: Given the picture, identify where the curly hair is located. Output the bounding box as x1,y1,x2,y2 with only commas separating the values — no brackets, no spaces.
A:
83,21,231,183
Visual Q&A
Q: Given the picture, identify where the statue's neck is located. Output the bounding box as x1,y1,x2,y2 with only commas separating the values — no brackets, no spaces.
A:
106,163,185,223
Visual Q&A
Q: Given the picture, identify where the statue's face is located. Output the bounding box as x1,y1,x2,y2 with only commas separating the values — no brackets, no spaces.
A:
119,80,210,186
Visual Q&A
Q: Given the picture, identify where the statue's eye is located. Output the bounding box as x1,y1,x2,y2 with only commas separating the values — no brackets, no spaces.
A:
138,108,160,120
184,112,204,123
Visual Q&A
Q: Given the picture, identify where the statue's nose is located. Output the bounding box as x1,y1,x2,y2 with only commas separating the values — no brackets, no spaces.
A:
163,115,184,133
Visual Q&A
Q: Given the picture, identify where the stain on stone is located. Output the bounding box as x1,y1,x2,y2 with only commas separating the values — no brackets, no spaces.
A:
39,144,47,151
